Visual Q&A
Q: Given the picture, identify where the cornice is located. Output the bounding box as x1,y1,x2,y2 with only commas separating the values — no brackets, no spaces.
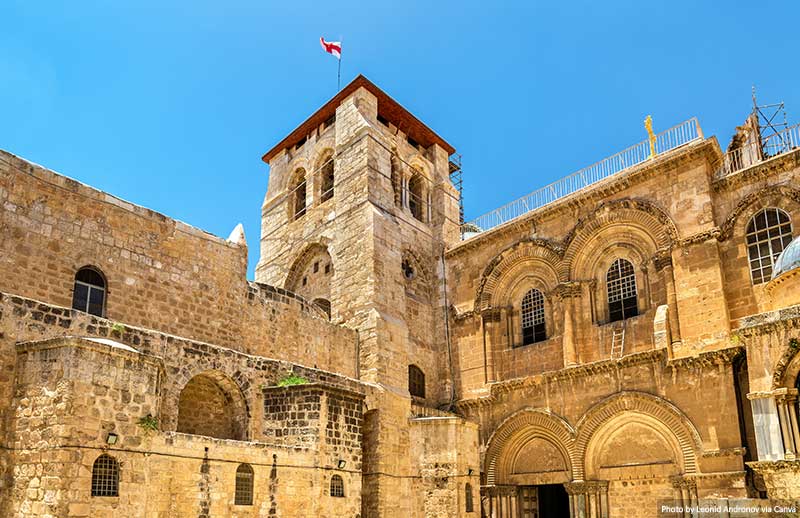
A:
747,459,800,474
446,140,718,259
667,346,744,370
737,305,800,337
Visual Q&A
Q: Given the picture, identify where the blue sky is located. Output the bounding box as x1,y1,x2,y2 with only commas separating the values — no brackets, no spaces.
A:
3,1,799,278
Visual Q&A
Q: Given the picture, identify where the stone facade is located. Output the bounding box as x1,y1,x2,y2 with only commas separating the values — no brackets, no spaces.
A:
1,74,800,517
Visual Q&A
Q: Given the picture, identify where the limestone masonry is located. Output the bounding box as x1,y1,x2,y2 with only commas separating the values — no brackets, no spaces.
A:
1,74,800,517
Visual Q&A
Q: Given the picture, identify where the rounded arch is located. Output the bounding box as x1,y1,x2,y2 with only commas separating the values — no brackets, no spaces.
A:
284,242,333,299
574,391,702,480
771,337,800,390
484,408,577,485
474,238,563,312
402,249,432,301
719,185,800,241
315,147,335,203
176,369,249,441
561,199,678,280
287,167,308,220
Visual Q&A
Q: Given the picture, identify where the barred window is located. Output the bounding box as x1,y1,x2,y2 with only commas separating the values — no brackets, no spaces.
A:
746,208,793,284
319,153,334,203
330,474,345,497
607,258,638,323
290,169,307,220
408,364,425,398
465,483,474,513
91,454,119,497
521,288,546,345
72,267,106,317
234,463,254,506
408,173,426,222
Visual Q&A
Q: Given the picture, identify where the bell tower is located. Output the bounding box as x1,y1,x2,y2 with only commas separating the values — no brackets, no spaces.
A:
256,75,460,403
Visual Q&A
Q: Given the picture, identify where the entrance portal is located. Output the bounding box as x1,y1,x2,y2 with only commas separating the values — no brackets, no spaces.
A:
519,485,570,518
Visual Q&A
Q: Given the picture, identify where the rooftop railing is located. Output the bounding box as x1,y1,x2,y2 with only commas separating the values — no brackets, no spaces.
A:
461,118,703,238
714,123,800,180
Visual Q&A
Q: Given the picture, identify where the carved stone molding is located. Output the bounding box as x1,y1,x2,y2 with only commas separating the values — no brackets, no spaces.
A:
700,447,747,458
651,248,673,271
667,346,744,370
747,459,800,475
713,148,800,192
553,281,583,300
679,227,722,247
717,184,800,241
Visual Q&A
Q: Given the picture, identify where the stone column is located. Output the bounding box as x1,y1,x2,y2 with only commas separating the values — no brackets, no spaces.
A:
565,480,608,518
481,308,504,383
775,388,800,460
653,250,681,355
555,282,581,367
670,476,698,515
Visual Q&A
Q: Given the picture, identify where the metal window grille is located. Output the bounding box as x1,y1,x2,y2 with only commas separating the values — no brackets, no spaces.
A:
746,208,793,284
465,483,474,513
607,259,638,322
290,170,307,220
91,454,119,497
521,289,546,345
330,475,345,497
408,174,426,222
72,268,106,317
234,464,254,506
320,158,334,203
408,365,425,398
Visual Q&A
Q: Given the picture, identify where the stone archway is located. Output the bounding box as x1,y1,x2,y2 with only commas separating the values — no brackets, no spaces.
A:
176,370,248,440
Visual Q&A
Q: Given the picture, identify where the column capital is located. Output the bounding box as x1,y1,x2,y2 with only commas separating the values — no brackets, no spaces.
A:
652,248,673,272
553,282,583,300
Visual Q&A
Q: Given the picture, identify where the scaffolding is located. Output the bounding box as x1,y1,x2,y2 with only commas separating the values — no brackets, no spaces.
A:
752,86,793,157
449,154,464,226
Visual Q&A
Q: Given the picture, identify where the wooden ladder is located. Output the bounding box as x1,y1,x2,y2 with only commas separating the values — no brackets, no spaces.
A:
610,323,626,359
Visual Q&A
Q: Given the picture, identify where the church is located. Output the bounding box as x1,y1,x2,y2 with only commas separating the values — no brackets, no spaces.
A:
1,75,799,517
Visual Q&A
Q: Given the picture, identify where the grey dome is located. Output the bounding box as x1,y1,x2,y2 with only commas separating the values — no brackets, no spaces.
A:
772,236,800,280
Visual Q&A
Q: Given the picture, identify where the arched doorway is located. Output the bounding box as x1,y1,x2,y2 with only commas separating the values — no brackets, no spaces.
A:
176,371,248,440
484,409,575,518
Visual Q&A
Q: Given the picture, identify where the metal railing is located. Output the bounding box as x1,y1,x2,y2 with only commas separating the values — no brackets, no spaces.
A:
461,118,703,237
714,123,800,179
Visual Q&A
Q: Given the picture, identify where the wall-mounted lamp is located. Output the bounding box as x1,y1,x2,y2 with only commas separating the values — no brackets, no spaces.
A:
106,432,118,445
337,460,347,470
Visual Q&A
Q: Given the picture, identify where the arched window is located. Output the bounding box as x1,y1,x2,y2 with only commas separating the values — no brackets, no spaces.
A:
408,173,426,222
72,267,106,317
465,483,474,513
746,208,793,284
408,365,425,398
91,454,119,497
607,258,638,323
319,152,334,203
289,169,307,220
330,474,345,497
235,463,254,505
314,298,331,320
521,289,546,345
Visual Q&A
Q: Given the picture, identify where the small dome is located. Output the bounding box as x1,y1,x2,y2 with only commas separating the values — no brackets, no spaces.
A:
772,236,800,280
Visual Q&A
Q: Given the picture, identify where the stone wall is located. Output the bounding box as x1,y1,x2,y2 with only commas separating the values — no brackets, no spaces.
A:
0,149,358,376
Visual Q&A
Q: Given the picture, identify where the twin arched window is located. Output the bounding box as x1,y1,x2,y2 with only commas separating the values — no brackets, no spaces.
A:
607,258,639,323
72,267,106,317
408,364,425,398
289,169,307,221
746,208,793,284
235,463,254,505
91,454,119,497
408,173,426,222
319,153,334,203
521,289,546,345
330,474,345,497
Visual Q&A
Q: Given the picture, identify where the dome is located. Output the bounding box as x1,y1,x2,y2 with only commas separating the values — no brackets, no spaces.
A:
772,236,800,280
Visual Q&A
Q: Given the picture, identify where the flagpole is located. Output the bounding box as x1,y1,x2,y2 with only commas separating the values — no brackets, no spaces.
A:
337,37,342,91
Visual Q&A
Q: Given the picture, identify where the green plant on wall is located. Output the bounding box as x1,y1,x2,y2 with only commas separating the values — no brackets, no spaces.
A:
137,414,159,433
111,322,126,334
277,373,308,387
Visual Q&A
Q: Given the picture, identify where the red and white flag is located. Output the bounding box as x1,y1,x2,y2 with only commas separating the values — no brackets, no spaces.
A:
320,37,341,59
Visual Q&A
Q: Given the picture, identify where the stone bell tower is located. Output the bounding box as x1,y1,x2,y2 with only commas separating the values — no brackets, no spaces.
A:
255,75,460,403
